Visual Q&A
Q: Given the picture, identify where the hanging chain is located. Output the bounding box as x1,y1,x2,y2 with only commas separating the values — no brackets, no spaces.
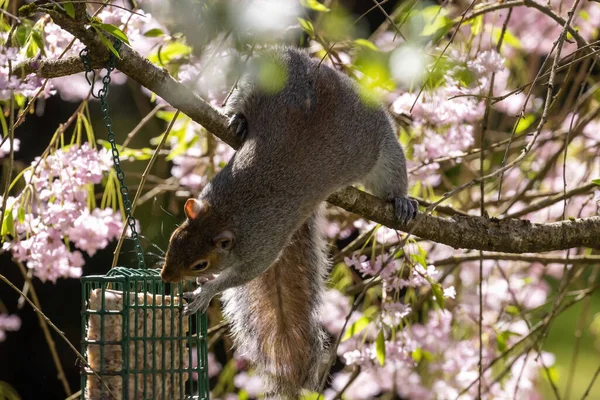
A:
80,41,146,269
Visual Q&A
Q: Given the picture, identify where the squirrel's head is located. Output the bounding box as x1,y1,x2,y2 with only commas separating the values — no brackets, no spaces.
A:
160,198,236,283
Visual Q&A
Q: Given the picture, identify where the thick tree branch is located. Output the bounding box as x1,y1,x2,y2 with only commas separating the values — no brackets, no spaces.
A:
14,56,104,78
21,5,600,254
329,188,600,253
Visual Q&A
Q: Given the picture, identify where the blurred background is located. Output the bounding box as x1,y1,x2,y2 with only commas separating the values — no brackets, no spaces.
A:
1,0,599,399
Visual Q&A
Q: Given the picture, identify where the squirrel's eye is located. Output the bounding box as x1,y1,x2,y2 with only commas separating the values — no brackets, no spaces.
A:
218,239,232,250
191,260,209,271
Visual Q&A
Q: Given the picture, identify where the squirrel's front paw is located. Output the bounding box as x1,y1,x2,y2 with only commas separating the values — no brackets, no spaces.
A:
393,197,418,224
228,113,248,141
182,289,211,315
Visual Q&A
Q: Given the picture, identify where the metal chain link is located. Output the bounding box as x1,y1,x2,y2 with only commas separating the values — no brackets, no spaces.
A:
80,41,146,269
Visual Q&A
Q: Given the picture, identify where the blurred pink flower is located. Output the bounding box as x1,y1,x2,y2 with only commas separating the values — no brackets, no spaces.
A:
233,371,265,398
0,314,21,342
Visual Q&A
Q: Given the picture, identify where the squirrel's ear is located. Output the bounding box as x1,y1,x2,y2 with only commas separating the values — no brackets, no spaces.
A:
184,199,208,220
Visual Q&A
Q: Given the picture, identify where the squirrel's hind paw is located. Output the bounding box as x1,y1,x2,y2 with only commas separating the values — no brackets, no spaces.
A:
393,197,418,224
228,113,248,141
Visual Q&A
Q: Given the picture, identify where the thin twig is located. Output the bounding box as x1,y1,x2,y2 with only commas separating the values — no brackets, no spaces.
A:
317,283,371,397
0,7,21,22
433,252,600,266
581,364,600,400
0,95,15,246
121,103,166,148
477,9,513,394
16,261,72,396
505,182,596,219
0,273,115,399
564,265,599,400
410,0,479,113
111,110,181,268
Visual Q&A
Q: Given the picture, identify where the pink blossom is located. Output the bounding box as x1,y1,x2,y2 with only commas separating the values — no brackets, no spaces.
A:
383,301,412,319
0,314,21,342
320,289,361,335
233,371,265,398
67,209,122,256
0,137,20,159
443,286,456,299
3,144,123,282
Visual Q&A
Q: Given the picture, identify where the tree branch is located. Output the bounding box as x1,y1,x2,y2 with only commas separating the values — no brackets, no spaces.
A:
21,5,600,254
13,56,105,78
433,252,600,266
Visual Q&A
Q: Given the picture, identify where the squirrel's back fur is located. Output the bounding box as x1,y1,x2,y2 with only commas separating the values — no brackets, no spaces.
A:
221,211,328,399
214,46,410,398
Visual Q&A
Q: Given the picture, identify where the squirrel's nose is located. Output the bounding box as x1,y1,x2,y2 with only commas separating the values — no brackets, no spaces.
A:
160,266,177,283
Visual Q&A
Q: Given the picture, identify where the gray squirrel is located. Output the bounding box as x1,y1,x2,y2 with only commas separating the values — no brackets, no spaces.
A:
160,46,417,399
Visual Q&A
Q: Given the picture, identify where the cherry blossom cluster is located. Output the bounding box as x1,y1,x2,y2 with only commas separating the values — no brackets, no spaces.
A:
392,50,506,186
316,254,555,399
2,144,123,282
0,46,51,100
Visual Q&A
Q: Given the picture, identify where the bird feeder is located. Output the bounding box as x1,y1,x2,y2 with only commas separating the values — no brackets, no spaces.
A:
80,267,209,399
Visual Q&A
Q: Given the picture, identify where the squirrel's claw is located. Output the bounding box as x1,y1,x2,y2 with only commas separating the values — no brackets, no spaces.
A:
182,288,211,316
228,113,248,141
393,197,418,224
182,291,196,300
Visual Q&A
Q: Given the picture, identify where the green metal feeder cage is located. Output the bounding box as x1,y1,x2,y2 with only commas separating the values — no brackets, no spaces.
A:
78,41,210,399
80,268,209,400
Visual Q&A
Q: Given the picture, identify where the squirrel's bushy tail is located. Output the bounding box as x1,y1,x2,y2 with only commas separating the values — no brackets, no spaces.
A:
222,210,329,399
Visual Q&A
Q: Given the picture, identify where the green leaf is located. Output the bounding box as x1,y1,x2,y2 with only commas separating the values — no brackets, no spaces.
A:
410,252,427,267
375,330,386,366
64,2,75,18
156,110,179,122
419,5,451,38
31,29,46,56
95,29,121,59
17,206,25,224
0,381,21,400
470,15,483,36
300,393,321,400
354,39,379,51
543,366,560,384
144,28,164,37
301,0,330,12
411,347,433,362
431,282,445,308
99,23,130,45
15,24,31,47
592,178,600,185
492,26,521,48
2,208,15,237
298,18,315,38
96,140,113,151
14,94,26,108
505,305,520,315
412,348,423,362
422,16,451,37
341,316,370,342
516,114,535,134
496,331,508,352
148,42,192,65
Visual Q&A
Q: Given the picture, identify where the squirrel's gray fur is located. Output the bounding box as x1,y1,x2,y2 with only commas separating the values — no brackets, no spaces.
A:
221,208,328,398
164,46,416,399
